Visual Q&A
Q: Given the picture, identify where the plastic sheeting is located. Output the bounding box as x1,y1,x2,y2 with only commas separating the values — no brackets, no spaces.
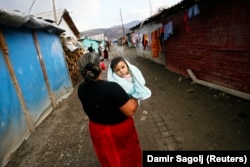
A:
0,7,65,34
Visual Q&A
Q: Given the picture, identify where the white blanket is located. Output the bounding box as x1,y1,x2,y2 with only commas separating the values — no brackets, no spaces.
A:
107,59,151,100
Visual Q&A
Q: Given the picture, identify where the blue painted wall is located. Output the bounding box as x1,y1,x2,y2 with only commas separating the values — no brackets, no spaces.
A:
36,30,72,101
0,26,73,165
3,27,51,122
0,48,28,165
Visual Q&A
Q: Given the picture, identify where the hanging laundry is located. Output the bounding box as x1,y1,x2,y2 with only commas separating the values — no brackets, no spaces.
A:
151,30,162,57
158,27,164,51
131,34,136,45
142,34,148,50
193,4,200,16
147,32,151,46
164,21,173,40
139,34,143,43
188,3,200,18
158,26,164,38
183,10,190,32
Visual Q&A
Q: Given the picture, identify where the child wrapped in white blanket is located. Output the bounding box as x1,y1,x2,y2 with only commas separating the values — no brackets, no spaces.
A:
107,56,151,100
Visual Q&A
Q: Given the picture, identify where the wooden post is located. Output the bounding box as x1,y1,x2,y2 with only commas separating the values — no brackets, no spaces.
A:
32,31,57,108
0,30,35,132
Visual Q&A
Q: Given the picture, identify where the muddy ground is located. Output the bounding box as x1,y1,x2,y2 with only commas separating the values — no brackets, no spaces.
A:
5,46,250,167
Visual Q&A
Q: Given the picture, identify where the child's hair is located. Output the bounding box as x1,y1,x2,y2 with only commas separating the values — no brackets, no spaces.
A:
110,56,128,72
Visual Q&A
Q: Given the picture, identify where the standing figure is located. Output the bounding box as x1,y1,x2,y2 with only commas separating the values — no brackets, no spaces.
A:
106,41,111,51
98,44,102,57
78,53,142,167
88,43,95,53
103,47,109,60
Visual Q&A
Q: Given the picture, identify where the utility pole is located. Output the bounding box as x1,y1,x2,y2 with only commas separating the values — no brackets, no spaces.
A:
52,0,58,24
149,0,152,16
120,8,125,46
120,8,125,38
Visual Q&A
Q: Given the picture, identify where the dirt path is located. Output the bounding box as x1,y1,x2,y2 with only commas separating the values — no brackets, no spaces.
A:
126,49,250,150
5,46,250,167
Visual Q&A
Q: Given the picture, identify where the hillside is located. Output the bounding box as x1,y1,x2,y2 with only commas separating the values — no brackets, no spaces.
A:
80,20,141,40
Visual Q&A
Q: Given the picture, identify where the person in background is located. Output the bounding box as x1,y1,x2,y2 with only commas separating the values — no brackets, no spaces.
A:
107,56,151,102
106,41,111,51
98,44,102,57
88,46,94,53
88,43,94,53
103,47,109,60
77,52,142,167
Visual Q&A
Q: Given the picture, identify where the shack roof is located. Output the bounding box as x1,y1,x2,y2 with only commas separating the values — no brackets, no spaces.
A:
34,8,80,38
0,7,65,35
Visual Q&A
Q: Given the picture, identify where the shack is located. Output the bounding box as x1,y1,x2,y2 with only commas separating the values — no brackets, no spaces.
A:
0,8,73,166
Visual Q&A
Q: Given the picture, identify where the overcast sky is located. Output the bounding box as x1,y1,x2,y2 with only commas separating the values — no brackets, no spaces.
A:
0,0,182,31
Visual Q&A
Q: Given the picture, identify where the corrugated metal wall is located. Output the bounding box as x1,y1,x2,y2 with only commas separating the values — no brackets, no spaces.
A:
164,0,250,94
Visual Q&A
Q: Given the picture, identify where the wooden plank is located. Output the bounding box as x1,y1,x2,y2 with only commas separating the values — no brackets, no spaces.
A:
0,30,35,132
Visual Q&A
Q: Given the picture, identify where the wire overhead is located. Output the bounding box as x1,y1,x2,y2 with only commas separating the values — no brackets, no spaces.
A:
27,0,36,15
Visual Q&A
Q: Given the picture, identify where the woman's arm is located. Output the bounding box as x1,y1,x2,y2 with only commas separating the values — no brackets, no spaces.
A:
119,97,138,117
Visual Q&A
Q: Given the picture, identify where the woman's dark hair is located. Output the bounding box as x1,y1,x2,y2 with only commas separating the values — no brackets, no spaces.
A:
78,52,101,82
110,56,128,72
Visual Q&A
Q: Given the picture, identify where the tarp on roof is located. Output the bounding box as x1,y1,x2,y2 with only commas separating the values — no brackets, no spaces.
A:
0,7,65,34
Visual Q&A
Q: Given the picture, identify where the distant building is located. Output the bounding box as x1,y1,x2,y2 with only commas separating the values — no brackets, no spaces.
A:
87,33,109,41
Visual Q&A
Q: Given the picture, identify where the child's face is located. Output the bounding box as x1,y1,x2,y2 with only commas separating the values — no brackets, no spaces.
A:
113,61,129,78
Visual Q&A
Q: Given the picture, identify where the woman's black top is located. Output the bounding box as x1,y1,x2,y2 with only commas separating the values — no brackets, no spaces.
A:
78,80,130,124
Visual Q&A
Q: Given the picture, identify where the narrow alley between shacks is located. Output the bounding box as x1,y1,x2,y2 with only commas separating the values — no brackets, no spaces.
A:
6,46,250,167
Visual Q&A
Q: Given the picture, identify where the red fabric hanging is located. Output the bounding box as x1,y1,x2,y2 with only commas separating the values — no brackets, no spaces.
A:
183,10,190,32
142,34,148,50
151,30,162,57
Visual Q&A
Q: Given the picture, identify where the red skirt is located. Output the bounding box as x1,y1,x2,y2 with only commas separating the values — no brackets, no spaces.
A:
89,117,142,167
